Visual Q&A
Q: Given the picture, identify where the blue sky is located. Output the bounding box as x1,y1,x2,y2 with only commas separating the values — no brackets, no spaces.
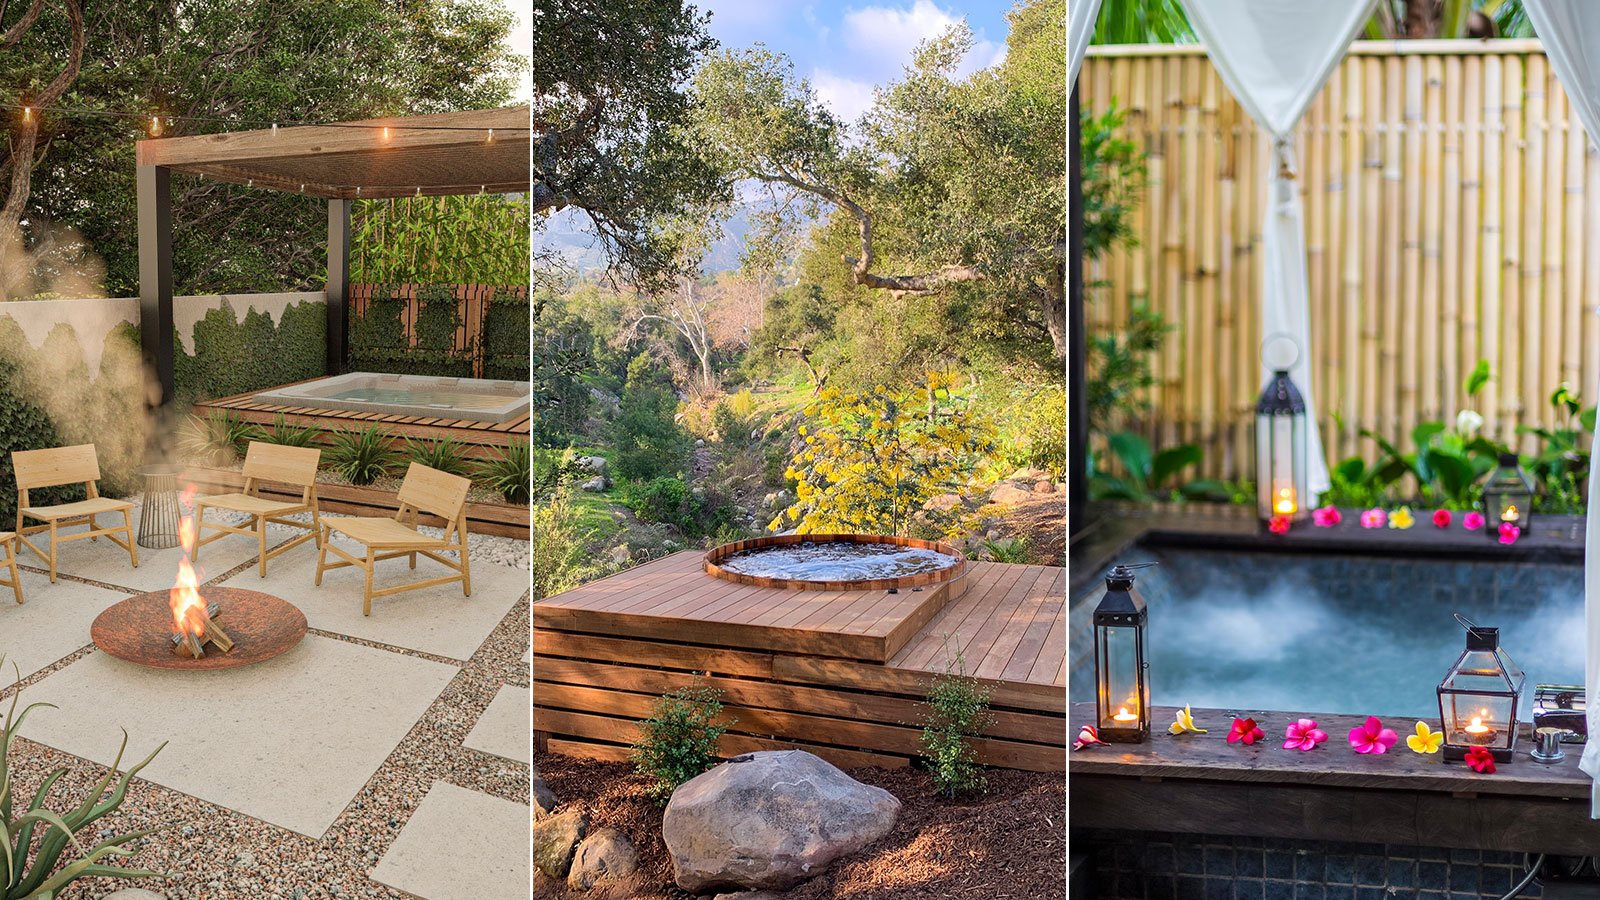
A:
695,1,1017,121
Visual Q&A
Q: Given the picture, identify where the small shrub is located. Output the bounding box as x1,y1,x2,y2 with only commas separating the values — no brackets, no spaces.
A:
619,477,691,524
920,644,993,796
610,353,692,481
404,435,472,478
630,681,731,803
251,413,321,448
711,399,756,447
761,443,791,489
476,439,534,504
728,388,755,417
529,487,591,598
326,424,399,486
179,410,255,465
979,536,1030,564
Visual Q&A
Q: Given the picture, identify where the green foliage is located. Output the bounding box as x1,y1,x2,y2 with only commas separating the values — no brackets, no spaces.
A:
610,354,692,482
475,440,533,505
403,436,472,479
629,682,731,804
1090,432,1224,502
997,386,1066,477
353,195,530,287
778,373,994,536
1081,106,1146,261
1087,304,1168,437
711,399,757,448
180,410,255,466
0,659,166,898
1091,0,1195,43
920,645,992,796
529,488,591,600
979,536,1031,564
618,477,737,540
173,299,325,407
250,414,321,449
1520,383,1595,514
0,336,73,525
326,424,399,486
349,285,476,378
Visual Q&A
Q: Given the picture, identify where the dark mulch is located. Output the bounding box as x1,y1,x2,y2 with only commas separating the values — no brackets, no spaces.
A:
532,752,1066,899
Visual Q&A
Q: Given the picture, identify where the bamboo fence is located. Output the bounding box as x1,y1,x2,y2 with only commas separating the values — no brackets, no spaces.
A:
1082,40,1600,482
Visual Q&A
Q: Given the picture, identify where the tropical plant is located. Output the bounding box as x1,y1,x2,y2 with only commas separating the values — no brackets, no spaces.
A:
1089,432,1224,502
775,373,995,536
179,410,254,465
1521,383,1596,514
629,681,731,804
1091,0,1195,43
1350,361,1502,508
475,440,534,505
1086,304,1169,437
920,644,993,796
403,436,472,479
326,424,399,486
1363,0,1526,40
0,660,166,898
250,413,321,449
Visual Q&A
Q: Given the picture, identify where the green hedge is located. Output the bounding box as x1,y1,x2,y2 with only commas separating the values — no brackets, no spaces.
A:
174,298,325,406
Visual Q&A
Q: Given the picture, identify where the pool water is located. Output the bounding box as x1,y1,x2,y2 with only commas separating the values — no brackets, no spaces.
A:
1069,548,1582,719
327,387,506,410
717,542,960,581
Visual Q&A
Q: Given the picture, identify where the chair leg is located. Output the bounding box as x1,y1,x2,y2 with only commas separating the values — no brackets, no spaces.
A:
362,546,375,616
46,520,57,583
257,516,268,577
314,525,330,586
123,508,138,568
88,513,97,541
311,507,323,548
409,550,416,570
7,538,21,605
460,539,472,597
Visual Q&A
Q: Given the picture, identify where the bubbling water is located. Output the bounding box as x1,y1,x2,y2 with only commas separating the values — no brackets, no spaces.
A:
717,542,959,582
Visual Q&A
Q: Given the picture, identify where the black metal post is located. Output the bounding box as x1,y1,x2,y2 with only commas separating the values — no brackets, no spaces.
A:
1069,82,1089,530
137,165,174,412
327,199,351,376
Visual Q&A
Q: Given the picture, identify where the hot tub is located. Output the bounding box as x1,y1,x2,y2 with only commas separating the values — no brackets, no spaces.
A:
253,373,530,424
703,534,967,591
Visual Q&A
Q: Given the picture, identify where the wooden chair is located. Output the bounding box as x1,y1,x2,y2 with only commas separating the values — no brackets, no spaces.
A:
194,442,323,577
13,444,137,583
315,462,472,616
0,533,23,604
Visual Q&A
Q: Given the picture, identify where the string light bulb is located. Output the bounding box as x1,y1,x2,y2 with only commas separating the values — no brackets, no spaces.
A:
381,126,389,140
21,106,30,122
486,128,493,143
150,115,161,136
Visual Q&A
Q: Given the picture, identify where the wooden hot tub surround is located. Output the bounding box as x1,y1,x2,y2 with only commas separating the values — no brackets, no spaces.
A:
1071,703,1600,856
702,533,967,592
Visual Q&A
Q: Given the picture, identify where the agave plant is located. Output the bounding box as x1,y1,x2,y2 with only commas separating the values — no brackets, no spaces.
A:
403,436,472,479
0,661,166,898
250,413,321,449
474,439,532,505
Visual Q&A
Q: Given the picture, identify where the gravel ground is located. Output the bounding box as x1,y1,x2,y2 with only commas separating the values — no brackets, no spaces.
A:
531,753,1066,900
1,528,532,900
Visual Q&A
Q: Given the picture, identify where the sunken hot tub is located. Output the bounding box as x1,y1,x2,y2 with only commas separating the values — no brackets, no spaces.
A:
703,533,967,591
253,373,530,424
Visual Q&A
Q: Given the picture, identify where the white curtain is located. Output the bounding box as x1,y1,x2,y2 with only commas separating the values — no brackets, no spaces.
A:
1524,0,1600,817
1178,0,1377,498
1069,0,1103,87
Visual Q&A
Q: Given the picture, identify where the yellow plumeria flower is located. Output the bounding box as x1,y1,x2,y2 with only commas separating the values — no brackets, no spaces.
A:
1406,721,1443,754
1388,507,1415,530
1169,705,1207,735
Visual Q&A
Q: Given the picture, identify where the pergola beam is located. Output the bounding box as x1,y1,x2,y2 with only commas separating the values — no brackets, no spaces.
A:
137,165,173,409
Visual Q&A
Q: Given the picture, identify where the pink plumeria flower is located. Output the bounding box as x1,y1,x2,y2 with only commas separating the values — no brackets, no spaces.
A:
1360,508,1387,529
1432,509,1451,528
1269,514,1290,535
1282,718,1328,752
1463,511,1485,531
1348,716,1399,754
1499,522,1520,545
1313,506,1341,527
1227,717,1265,745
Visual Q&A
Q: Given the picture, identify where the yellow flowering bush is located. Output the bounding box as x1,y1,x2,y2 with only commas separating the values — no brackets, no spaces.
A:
772,373,995,536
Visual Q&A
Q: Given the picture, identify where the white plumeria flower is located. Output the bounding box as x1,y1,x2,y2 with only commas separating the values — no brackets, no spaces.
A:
1457,409,1483,434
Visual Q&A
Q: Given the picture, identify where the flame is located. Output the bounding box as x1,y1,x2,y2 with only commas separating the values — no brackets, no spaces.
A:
169,483,206,636
1502,504,1519,522
1275,487,1297,515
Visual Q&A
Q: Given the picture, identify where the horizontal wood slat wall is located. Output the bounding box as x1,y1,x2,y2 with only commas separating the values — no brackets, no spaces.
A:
1082,40,1600,481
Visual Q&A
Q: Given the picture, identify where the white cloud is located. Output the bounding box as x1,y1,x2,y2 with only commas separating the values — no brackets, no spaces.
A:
810,70,877,123
506,0,531,103
841,0,1004,78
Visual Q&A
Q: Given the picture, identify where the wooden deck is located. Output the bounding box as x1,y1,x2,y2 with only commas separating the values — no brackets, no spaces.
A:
192,377,529,459
532,552,1066,772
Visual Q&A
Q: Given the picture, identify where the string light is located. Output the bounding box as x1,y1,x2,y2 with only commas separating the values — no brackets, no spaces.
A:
150,115,161,136
486,128,493,143
381,126,389,140
21,106,29,122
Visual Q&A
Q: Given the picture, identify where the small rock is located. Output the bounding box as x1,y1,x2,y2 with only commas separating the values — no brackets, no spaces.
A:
567,827,640,890
691,486,704,496
531,808,589,879
696,438,706,447
532,777,558,818
609,544,631,566
1034,480,1055,494
574,455,608,474
990,483,1034,505
236,850,257,868
663,539,680,551
582,475,610,492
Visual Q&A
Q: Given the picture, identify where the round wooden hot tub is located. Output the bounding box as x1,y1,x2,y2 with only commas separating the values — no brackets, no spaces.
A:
703,533,967,591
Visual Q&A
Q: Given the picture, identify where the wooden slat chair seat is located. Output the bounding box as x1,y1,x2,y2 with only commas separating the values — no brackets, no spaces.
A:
13,444,136,583
315,462,472,616
195,442,322,577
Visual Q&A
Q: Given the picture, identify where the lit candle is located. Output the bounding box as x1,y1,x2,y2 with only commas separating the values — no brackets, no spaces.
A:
1462,715,1495,745
1501,505,1519,523
1275,486,1297,515
1112,706,1139,723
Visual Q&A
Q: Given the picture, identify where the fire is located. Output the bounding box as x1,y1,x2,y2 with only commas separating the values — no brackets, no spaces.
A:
169,484,205,636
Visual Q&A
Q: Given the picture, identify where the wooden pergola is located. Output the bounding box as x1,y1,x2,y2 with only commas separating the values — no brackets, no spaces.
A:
134,105,531,406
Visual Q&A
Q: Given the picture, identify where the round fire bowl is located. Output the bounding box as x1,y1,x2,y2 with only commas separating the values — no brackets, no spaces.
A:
92,587,308,670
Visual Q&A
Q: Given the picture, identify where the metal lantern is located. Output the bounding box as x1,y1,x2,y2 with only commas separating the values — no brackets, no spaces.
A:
1255,369,1309,522
1481,452,1535,536
1093,563,1151,743
1437,614,1525,762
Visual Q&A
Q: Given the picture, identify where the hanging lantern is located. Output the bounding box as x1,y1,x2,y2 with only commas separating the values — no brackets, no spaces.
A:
1255,368,1309,522
1481,452,1535,536
1093,563,1152,743
1437,614,1525,763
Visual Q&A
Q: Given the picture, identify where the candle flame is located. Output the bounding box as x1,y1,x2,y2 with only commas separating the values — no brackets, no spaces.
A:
1502,505,1519,521
1274,487,1296,515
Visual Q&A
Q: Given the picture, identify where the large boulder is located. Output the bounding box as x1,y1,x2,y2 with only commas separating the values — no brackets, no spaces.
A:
567,827,640,891
531,808,588,880
661,750,901,892
989,482,1035,506
574,455,609,474
531,776,558,818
